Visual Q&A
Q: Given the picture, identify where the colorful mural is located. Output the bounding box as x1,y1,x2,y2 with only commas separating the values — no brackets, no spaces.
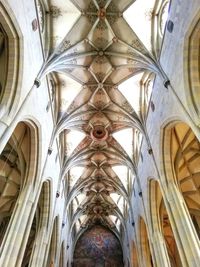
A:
73,225,123,267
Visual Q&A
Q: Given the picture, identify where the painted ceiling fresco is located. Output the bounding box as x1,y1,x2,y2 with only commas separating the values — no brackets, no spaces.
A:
73,225,123,267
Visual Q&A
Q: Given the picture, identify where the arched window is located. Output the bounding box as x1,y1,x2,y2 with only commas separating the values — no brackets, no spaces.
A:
151,0,171,56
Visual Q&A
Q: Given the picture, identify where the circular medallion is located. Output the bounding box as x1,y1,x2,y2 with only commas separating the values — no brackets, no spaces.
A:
91,125,108,141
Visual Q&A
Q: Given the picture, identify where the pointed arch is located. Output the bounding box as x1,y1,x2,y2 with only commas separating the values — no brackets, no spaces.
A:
184,11,200,119
0,120,38,249
0,1,22,117
184,13,200,116
164,121,200,237
162,120,200,265
149,178,182,266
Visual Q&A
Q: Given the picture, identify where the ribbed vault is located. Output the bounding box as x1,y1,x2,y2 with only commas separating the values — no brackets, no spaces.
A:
38,0,169,243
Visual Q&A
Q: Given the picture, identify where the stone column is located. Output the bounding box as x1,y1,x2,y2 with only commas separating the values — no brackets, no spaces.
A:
28,227,49,267
164,182,200,266
0,184,36,267
151,231,171,267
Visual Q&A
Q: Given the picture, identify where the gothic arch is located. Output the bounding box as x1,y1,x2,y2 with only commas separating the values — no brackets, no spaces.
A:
0,1,22,117
39,179,52,229
151,0,171,57
164,121,200,239
149,179,182,266
162,118,184,185
184,11,200,119
35,0,51,55
0,120,38,248
23,118,40,186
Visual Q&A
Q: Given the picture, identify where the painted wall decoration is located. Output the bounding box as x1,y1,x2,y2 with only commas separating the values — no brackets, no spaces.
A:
73,225,123,267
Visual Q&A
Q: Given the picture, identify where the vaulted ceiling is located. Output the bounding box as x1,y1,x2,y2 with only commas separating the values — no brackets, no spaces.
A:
36,0,169,241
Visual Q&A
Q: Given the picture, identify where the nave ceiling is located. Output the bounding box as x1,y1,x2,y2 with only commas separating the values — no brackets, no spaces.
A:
35,0,169,240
